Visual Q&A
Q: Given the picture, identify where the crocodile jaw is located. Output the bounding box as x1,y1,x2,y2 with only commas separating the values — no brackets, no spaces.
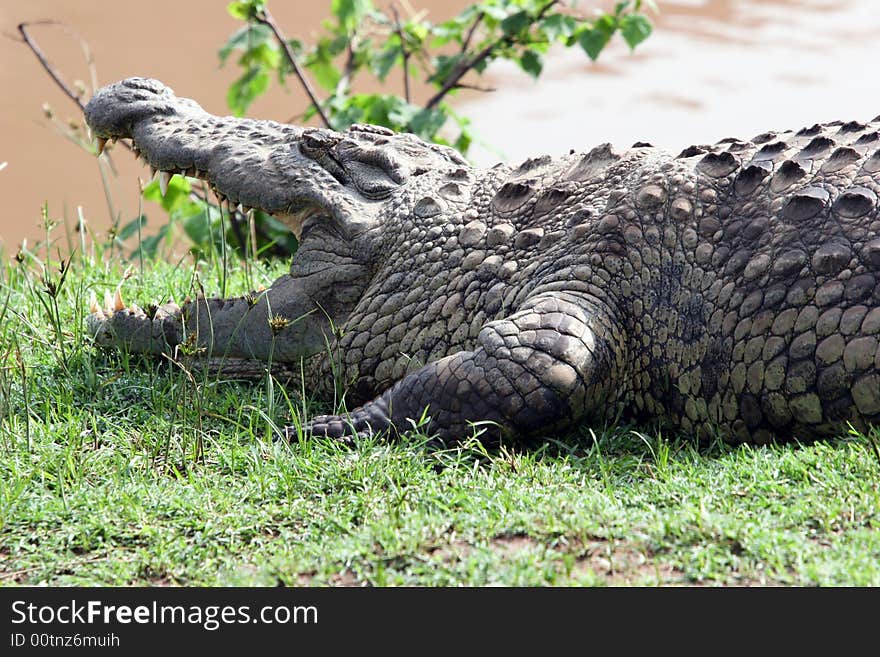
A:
84,77,368,233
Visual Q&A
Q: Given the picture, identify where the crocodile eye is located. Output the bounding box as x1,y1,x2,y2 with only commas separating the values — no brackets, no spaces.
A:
345,161,403,199
301,128,339,155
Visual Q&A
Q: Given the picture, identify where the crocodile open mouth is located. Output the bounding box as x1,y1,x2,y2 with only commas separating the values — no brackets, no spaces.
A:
85,78,383,245
98,136,263,215
97,135,327,241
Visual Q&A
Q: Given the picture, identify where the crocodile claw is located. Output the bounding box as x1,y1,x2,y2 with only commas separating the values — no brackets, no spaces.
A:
283,418,358,445
87,294,182,356
285,396,397,444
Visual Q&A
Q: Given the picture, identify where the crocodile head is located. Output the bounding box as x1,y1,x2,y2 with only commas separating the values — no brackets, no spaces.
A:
83,77,470,363
85,76,466,239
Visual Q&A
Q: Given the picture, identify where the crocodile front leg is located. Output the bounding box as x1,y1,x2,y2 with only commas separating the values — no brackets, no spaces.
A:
87,273,331,375
295,292,628,443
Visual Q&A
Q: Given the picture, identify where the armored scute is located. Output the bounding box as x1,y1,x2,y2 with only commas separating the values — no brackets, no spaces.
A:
84,78,880,443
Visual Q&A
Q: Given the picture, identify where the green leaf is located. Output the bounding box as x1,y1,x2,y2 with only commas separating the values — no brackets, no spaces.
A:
326,34,351,56
620,14,652,50
519,49,543,78
219,24,273,65
331,0,373,32
481,5,509,21
405,107,447,139
286,37,303,55
226,67,269,116
226,1,251,20
453,131,472,155
578,28,608,61
405,22,429,43
473,57,491,74
117,214,147,241
372,43,401,81
432,15,468,46
181,207,221,253
257,212,299,255
578,15,617,61
129,224,170,261
429,53,465,85
500,10,530,37
309,59,342,92
614,1,631,16
240,42,281,69
324,95,365,130
539,14,577,41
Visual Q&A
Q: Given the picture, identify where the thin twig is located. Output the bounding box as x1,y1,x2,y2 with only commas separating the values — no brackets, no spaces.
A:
18,21,133,156
453,82,497,93
337,39,357,97
461,11,484,54
253,8,331,128
390,4,411,104
18,22,85,111
424,0,559,110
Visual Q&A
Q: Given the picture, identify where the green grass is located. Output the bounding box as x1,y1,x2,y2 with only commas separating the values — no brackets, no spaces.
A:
1,239,879,586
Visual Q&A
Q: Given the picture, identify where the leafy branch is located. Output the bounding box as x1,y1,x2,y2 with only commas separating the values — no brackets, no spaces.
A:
221,0,655,154
424,0,561,110
248,6,332,128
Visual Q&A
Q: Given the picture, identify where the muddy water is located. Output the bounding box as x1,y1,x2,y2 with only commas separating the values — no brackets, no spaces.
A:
463,0,880,164
1,1,878,251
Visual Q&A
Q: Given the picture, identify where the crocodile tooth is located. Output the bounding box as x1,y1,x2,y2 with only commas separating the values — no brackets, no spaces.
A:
114,288,125,312
89,290,100,314
159,171,171,196
237,203,244,213
96,137,108,155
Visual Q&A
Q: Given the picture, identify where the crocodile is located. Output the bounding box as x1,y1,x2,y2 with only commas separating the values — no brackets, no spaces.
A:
83,77,880,445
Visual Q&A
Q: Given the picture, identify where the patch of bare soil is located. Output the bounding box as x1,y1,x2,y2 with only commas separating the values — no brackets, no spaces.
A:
0,549,33,585
431,532,689,585
296,568,362,587
564,537,687,586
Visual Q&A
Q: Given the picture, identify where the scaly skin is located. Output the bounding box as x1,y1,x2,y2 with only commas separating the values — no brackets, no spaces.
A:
83,78,880,444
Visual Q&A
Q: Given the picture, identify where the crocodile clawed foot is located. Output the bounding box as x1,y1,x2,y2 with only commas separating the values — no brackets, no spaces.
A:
283,411,381,446
86,286,181,355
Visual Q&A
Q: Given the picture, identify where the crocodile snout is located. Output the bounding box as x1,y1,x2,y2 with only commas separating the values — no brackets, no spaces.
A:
84,77,185,148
